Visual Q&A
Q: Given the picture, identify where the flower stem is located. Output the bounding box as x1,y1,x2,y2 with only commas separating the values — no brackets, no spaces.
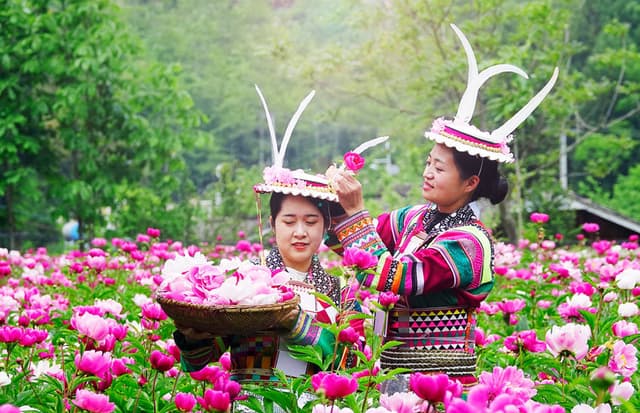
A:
151,370,159,413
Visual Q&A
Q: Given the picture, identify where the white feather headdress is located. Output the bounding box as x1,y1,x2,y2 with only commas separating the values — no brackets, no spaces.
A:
424,24,559,163
253,85,389,202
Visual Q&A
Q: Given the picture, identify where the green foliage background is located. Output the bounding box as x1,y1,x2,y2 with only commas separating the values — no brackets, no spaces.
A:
1,0,639,250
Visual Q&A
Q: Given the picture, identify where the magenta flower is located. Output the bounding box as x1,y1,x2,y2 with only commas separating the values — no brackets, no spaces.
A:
530,212,549,224
557,293,595,323
478,365,536,402
189,365,225,383
612,320,638,338
72,389,115,413
72,312,111,342
175,392,197,412
409,372,449,403
0,405,20,413
74,350,112,379
342,248,378,270
218,351,232,371
545,323,591,360
141,302,168,321
503,330,546,354
608,340,637,377
147,227,161,238
582,222,600,233
496,298,526,325
111,357,134,376
343,152,365,172
338,326,360,344
150,350,175,372
197,389,230,413
378,291,400,310
311,372,358,400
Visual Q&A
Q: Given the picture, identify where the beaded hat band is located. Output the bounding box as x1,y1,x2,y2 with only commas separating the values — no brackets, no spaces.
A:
424,24,559,164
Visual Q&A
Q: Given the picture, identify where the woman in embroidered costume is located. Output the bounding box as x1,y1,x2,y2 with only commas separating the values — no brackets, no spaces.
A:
327,24,559,393
173,86,367,412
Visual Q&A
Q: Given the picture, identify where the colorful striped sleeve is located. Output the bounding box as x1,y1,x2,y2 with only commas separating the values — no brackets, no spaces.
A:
335,211,494,302
285,310,335,357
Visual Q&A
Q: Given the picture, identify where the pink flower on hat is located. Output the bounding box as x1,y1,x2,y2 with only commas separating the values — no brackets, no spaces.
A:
263,166,296,185
430,117,446,133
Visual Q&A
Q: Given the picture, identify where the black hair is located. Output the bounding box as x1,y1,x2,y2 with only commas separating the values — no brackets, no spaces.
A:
451,150,509,205
269,192,332,229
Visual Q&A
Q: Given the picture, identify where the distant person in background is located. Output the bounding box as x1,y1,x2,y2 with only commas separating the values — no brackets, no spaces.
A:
327,24,558,393
62,219,79,244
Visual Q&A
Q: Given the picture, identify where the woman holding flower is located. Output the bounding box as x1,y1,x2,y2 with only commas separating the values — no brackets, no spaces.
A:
327,24,558,393
173,87,359,412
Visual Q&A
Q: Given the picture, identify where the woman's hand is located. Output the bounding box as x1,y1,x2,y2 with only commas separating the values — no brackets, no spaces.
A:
274,305,302,332
174,322,216,341
327,168,365,216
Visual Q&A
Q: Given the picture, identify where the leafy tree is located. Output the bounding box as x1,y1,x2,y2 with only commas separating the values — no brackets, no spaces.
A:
606,164,640,218
1,0,205,248
0,1,58,249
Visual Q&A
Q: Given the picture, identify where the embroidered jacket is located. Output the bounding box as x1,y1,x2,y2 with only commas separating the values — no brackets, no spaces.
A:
174,248,342,384
333,203,494,308
331,203,495,383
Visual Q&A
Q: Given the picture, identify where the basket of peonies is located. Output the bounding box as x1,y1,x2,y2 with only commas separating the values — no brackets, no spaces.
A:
156,252,299,335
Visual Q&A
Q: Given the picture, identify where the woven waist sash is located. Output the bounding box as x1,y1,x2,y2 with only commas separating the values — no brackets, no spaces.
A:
379,306,477,376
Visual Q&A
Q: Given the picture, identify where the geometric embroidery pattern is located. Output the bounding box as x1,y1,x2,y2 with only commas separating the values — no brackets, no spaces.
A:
386,306,475,351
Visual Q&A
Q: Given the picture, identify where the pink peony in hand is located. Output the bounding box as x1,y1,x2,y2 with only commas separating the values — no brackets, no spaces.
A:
343,152,365,172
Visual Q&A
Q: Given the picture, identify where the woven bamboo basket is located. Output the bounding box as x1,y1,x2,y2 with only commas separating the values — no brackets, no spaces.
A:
156,295,300,336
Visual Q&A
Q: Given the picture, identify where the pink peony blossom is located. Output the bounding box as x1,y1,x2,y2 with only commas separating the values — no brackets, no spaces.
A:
74,350,112,379
379,392,422,413
610,381,634,406
378,291,400,310
503,330,546,354
582,223,600,233
150,350,175,372
72,312,111,342
343,152,365,172
311,372,358,400
612,320,638,337
530,212,549,224
342,248,378,270
478,365,537,402
197,388,230,412
72,389,115,413
608,340,637,377
409,372,449,403
545,323,591,360
175,392,197,412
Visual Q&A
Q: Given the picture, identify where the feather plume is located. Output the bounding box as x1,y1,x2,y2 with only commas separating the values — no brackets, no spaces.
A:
276,90,316,168
254,85,278,164
491,67,559,140
351,136,389,155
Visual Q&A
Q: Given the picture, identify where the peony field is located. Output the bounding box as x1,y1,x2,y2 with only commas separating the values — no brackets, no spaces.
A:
0,216,638,413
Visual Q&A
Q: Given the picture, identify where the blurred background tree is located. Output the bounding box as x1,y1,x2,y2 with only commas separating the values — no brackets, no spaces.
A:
1,0,638,250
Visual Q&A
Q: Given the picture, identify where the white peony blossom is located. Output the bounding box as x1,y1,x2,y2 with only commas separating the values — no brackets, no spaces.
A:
618,302,640,318
615,268,640,290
